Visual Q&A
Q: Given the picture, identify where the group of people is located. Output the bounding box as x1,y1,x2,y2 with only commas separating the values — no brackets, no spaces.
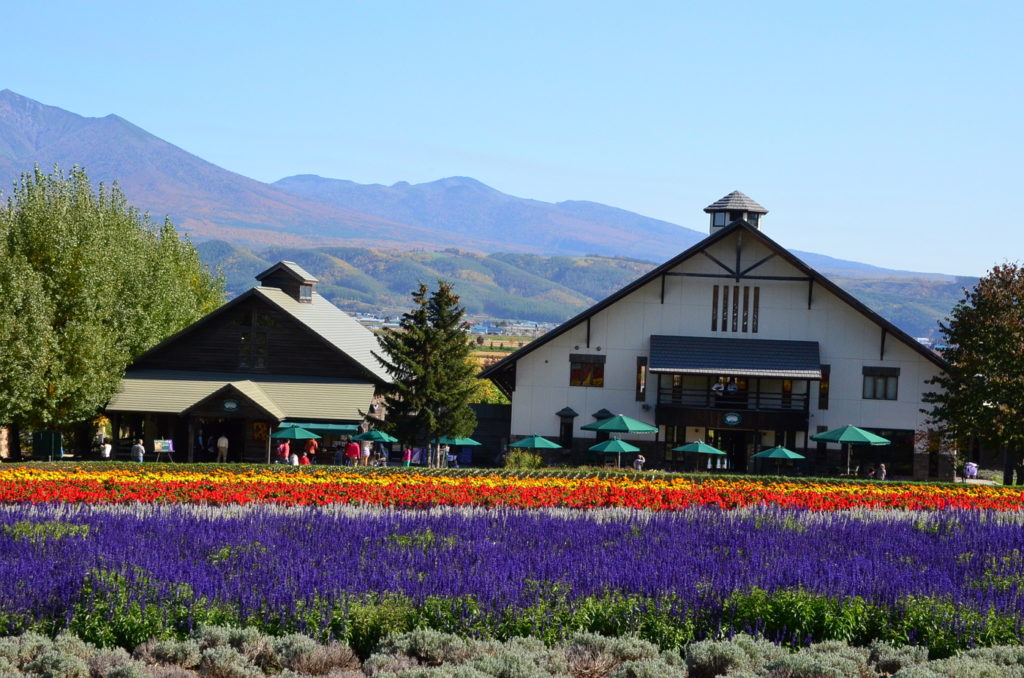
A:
273,437,403,466
866,463,887,480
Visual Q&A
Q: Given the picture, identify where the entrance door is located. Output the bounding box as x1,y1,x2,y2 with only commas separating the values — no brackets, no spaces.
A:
714,430,749,473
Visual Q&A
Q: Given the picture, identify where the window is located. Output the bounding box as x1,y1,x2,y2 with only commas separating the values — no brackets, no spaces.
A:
299,284,313,302
818,365,830,410
713,212,727,227
862,366,899,400
570,354,605,387
635,357,648,401
748,213,760,227
712,285,760,333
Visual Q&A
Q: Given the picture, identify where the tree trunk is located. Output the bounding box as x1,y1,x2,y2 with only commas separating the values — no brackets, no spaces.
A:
1004,445,1016,486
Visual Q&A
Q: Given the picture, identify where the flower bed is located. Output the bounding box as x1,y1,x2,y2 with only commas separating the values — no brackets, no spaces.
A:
0,504,1022,657
0,464,1021,510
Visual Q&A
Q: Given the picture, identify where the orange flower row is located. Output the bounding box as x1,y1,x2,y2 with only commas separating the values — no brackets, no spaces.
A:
0,466,1020,510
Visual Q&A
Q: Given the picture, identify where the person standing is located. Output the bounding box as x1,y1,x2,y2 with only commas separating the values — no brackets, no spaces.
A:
360,441,371,466
345,438,361,466
878,463,887,481
305,437,319,465
402,447,412,467
275,440,290,464
632,454,646,471
216,434,229,463
131,439,145,463
99,438,112,460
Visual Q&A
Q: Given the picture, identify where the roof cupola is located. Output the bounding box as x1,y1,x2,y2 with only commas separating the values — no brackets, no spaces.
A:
255,261,318,303
703,191,768,234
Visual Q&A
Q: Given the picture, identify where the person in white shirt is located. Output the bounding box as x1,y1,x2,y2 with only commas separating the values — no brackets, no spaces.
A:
216,435,229,463
99,438,112,460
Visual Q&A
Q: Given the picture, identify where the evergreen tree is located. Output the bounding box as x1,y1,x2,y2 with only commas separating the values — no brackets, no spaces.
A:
0,166,224,432
923,263,1024,484
372,281,478,464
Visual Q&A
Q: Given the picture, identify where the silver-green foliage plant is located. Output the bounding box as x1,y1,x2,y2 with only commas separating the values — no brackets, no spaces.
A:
0,166,224,430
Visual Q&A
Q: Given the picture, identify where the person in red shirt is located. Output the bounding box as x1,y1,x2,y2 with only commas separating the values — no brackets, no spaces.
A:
275,440,290,464
345,438,361,466
304,437,318,465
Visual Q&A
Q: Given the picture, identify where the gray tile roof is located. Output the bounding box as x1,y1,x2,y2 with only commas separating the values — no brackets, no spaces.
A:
107,370,375,421
255,260,318,283
254,287,390,383
649,335,821,379
703,191,768,214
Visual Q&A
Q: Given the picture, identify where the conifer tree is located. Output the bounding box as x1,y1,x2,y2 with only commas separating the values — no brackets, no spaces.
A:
372,281,478,464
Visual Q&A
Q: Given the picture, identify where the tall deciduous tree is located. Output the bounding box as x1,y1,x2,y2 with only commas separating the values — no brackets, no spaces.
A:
0,166,223,432
371,281,477,464
923,263,1024,484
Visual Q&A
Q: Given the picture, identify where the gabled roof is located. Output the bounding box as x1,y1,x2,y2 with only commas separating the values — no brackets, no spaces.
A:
255,260,318,283
254,287,390,383
480,220,947,383
131,286,389,385
704,191,768,214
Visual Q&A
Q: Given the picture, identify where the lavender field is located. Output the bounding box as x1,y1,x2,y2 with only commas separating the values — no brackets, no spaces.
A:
2,504,1022,658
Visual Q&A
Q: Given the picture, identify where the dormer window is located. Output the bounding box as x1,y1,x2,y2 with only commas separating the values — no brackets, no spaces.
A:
299,284,312,303
712,212,727,227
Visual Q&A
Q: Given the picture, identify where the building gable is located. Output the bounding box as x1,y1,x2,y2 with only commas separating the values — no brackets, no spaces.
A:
133,293,379,380
481,221,946,395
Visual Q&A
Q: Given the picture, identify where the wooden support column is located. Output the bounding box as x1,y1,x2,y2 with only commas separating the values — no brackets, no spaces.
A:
586,317,591,348
880,328,887,360
187,416,195,463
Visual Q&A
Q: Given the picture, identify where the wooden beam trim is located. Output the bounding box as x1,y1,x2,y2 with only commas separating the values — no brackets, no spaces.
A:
700,249,735,275
807,279,814,309
586,316,591,348
741,253,776,276
880,328,887,360
664,272,812,282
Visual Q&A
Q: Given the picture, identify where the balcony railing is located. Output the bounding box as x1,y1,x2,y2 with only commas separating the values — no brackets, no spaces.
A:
657,387,809,411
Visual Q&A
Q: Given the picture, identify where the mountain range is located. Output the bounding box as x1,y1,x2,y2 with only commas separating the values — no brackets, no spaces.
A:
0,89,968,336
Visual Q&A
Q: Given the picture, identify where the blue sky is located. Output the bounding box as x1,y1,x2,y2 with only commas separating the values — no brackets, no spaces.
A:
3,1,1021,276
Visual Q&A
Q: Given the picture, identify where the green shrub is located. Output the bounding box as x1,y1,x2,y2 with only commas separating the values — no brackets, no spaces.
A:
868,640,929,674
609,657,687,678
685,634,784,678
763,650,863,678
504,450,543,469
375,630,478,667
23,650,90,678
198,646,263,678
86,646,134,676
105,663,151,678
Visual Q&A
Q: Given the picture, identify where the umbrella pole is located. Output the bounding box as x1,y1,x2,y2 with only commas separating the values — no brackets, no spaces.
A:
846,444,851,476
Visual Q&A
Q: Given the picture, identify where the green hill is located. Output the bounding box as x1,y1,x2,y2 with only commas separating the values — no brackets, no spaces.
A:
199,241,968,337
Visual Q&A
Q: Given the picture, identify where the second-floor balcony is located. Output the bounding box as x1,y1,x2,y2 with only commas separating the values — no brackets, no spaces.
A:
657,386,809,412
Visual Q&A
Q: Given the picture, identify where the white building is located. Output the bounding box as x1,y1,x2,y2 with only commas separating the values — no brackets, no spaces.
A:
481,193,947,474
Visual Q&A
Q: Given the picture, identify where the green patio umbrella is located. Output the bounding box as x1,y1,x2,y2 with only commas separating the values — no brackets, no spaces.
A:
353,429,399,443
508,435,562,449
671,441,727,455
270,426,321,440
580,414,659,433
438,436,482,446
752,446,806,460
811,425,890,476
589,437,641,469
752,445,806,475
672,440,727,472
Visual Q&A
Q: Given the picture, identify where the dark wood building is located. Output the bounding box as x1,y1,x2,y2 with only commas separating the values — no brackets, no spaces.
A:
105,262,389,462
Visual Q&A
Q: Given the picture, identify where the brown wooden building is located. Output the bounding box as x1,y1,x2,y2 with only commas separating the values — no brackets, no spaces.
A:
105,261,390,462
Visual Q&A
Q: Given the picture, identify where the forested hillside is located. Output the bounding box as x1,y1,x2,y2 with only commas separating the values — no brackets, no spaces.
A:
198,241,968,338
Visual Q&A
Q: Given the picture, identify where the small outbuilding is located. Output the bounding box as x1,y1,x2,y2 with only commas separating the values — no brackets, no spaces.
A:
105,261,389,462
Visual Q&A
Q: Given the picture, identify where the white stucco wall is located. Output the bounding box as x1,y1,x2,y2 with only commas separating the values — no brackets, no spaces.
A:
507,230,944,443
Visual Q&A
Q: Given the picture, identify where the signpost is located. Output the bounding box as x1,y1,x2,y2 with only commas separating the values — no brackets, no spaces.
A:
153,439,175,463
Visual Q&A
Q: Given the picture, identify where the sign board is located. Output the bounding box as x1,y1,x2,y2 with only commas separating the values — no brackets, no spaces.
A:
223,399,239,412
723,412,743,426
153,440,174,453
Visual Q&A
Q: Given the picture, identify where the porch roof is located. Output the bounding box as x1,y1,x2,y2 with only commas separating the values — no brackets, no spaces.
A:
649,335,822,379
106,369,375,421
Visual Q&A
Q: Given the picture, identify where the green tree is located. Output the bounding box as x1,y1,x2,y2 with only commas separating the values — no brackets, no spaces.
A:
371,281,477,464
923,263,1024,484
0,166,224,433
